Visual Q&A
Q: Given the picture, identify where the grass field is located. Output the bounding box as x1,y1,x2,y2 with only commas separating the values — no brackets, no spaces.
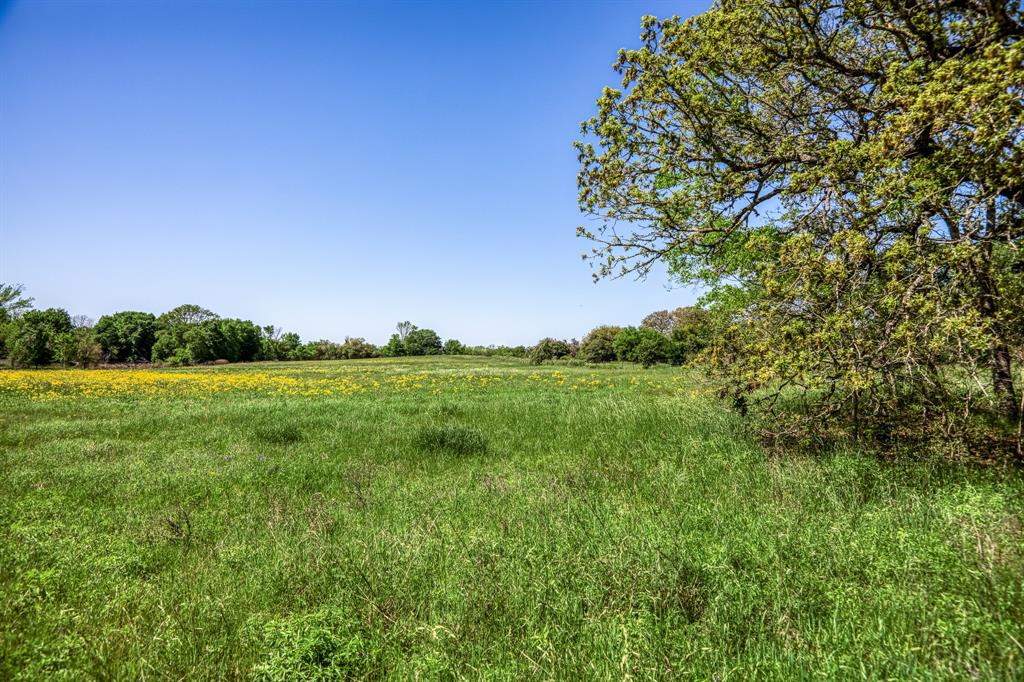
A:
1,356,1022,680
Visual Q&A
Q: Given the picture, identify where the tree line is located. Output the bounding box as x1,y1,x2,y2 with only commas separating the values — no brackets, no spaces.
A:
0,284,708,369
0,289,457,367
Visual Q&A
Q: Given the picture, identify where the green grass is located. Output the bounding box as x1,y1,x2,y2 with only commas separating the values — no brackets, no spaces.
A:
1,356,1022,679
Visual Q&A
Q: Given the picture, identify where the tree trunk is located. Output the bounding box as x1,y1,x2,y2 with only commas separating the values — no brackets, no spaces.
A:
990,341,1019,422
978,203,1019,422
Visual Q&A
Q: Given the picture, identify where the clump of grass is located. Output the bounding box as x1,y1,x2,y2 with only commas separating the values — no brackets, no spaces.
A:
253,423,304,446
413,423,488,456
248,607,375,680
429,402,463,420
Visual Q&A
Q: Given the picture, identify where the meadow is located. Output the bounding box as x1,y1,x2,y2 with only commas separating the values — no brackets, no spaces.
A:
1,356,1022,680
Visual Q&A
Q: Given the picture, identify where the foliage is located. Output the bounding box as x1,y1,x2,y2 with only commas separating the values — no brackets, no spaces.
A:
380,334,406,357
530,338,571,364
151,306,260,364
94,311,157,363
579,325,623,363
0,282,33,322
249,607,373,681
259,328,305,362
404,328,442,356
338,337,377,359
667,307,714,364
301,337,378,361
6,308,73,367
577,0,1024,453
462,344,529,358
443,339,465,355
612,326,671,368
0,283,34,360
159,304,218,328
54,327,103,368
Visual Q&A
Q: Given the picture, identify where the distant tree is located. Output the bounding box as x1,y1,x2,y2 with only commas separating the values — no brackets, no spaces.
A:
381,334,405,357
668,308,714,364
259,326,282,360
530,338,571,365
8,308,72,367
0,283,33,321
304,339,343,360
640,310,675,335
340,337,377,359
579,325,623,363
212,319,262,362
613,327,671,368
443,339,465,355
279,332,304,360
473,345,529,358
405,328,442,356
160,304,218,327
151,306,259,364
152,305,219,363
396,321,413,342
55,326,102,368
95,311,157,362
0,283,34,362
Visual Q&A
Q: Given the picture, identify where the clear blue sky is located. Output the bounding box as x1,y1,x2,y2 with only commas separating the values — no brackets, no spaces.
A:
1,0,710,345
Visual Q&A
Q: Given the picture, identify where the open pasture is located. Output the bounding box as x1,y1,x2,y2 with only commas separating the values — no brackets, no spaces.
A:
1,357,1022,679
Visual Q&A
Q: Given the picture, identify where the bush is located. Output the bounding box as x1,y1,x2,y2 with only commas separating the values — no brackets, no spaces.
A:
443,338,465,355
530,338,571,365
579,325,622,363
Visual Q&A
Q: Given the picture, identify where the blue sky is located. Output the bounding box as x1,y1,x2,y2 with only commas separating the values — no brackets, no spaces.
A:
1,0,710,345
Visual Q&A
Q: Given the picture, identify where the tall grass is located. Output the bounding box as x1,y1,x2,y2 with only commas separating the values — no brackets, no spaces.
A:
1,357,1022,679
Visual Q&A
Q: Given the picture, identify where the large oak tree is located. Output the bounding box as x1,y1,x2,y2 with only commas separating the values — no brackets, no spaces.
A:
577,1,1023,447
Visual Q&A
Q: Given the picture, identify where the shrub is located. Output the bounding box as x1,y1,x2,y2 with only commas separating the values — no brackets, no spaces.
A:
530,338,571,365
579,325,623,363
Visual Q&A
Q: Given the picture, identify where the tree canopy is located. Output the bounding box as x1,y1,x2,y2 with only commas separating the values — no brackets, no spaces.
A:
577,0,1024,450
